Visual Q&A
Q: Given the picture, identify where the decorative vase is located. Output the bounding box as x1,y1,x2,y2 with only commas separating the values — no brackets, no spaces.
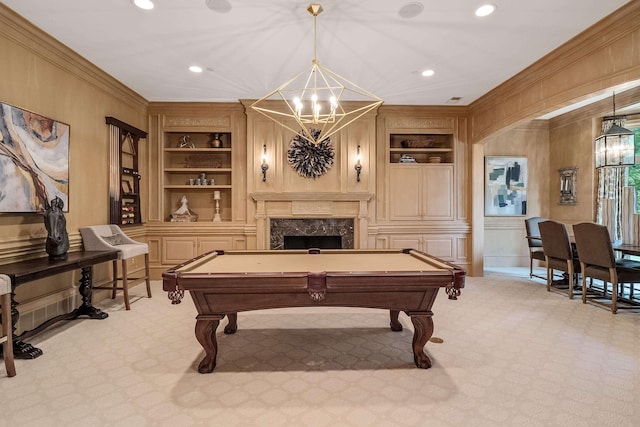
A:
210,133,222,148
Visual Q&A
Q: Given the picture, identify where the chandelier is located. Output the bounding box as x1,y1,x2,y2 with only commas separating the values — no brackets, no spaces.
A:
250,4,383,145
595,92,635,168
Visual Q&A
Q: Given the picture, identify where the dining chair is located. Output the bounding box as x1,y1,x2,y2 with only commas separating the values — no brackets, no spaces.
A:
572,222,640,314
0,274,16,377
80,225,151,310
524,217,547,280
538,220,581,299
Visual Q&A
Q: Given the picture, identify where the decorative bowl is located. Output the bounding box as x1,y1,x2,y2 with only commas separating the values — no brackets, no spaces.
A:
400,138,435,148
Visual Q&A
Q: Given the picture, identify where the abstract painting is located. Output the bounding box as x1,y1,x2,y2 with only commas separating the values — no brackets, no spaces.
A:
0,102,69,212
485,156,527,216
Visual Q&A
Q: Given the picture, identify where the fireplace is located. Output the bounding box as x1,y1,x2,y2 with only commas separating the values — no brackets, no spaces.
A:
270,218,354,250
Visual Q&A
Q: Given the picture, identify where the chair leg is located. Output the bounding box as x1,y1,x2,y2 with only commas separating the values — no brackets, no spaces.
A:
111,260,118,300
1,293,16,377
122,260,130,311
529,256,534,278
144,253,152,298
580,262,587,304
566,261,573,300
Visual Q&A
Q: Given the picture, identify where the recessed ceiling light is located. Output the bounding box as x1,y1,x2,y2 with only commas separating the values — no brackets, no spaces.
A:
398,2,424,19
421,69,435,77
189,66,203,73
475,4,496,17
446,97,463,104
206,0,232,13
132,0,154,10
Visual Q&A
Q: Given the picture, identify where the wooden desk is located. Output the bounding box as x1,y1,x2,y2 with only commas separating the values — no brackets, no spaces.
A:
163,249,465,373
0,250,118,359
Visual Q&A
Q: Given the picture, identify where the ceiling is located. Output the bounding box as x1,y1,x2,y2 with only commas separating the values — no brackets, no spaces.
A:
1,0,633,107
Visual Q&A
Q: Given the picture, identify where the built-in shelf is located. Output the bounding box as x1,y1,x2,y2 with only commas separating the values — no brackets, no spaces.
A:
163,131,233,222
389,133,454,164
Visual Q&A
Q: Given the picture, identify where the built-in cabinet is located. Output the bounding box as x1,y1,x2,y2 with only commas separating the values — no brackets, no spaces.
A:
143,103,470,278
146,103,248,278
374,106,470,268
160,234,247,265
389,164,454,221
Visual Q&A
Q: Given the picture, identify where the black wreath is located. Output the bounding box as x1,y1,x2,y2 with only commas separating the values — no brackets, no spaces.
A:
287,129,334,179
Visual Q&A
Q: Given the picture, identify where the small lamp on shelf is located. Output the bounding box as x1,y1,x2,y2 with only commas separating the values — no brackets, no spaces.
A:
213,191,222,222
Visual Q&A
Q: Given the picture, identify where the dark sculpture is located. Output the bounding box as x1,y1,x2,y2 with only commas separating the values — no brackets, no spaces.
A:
44,196,69,259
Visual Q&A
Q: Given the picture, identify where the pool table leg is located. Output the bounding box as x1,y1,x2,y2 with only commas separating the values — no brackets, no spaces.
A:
195,315,224,373
224,313,238,334
389,310,403,331
409,311,434,369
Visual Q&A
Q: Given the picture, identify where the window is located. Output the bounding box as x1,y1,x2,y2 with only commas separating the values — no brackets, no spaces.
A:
625,121,640,212
624,125,640,211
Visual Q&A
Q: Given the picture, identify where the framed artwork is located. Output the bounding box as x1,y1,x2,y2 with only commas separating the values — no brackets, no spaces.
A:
0,102,70,212
485,156,527,216
559,167,578,205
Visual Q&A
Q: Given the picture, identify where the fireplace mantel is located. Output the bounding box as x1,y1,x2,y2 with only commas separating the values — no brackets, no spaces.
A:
250,192,373,249
250,192,373,202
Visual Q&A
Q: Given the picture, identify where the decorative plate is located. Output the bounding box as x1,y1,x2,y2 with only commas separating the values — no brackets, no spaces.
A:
287,129,334,179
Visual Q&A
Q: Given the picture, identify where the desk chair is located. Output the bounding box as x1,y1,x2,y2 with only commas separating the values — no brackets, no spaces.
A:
80,225,151,310
0,274,16,377
572,222,640,313
524,217,547,280
539,220,581,299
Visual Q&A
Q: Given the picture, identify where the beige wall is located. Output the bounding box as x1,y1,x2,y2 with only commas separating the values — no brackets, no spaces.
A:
482,122,550,268
0,6,148,329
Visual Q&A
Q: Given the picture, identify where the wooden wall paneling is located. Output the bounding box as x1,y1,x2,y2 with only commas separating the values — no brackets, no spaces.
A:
469,1,640,143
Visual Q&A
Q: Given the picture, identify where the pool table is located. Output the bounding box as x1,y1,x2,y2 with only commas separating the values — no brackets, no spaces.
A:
162,248,465,373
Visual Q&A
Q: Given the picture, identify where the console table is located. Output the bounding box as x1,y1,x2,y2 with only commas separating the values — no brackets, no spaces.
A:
0,250,118,359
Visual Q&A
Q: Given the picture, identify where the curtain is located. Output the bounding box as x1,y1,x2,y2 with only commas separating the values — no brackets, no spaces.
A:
596,117,629,243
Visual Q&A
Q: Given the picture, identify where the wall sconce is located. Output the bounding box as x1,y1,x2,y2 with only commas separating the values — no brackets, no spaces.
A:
595,92,635,168
261,144,269,182
354,145,362,182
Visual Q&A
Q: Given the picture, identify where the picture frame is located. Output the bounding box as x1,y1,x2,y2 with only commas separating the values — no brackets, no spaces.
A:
0,101,70,212
559,167,578,205
485,156,527,216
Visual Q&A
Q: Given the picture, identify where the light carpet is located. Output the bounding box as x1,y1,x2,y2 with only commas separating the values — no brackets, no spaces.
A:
1,271,639,427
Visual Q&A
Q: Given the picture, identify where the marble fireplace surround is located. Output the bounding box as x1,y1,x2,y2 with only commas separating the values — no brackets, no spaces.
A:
250,192,373,250
270,218,354,250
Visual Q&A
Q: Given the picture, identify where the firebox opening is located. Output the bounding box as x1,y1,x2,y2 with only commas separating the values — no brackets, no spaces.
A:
284,235,342,249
